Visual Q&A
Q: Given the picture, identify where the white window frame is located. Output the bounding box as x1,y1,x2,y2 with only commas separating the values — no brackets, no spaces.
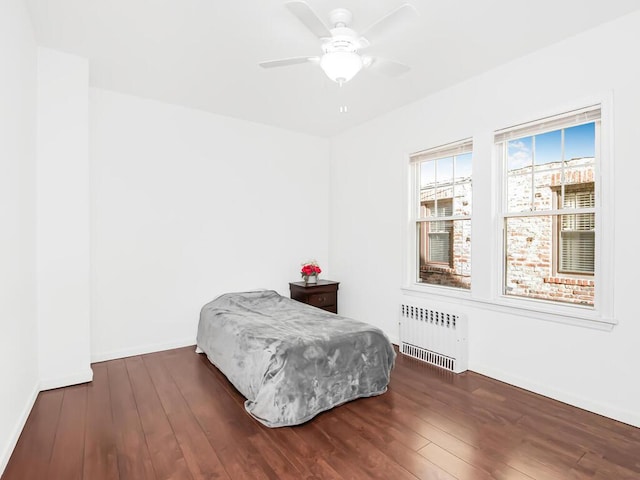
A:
402,95,615,331
407,138,473,293
491,101,615,329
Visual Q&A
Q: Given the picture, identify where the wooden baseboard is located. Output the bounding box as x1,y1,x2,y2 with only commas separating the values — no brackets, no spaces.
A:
39,368,94,391
91,338,196,363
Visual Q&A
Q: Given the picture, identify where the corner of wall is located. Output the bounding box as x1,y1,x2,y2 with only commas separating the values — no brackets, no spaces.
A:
0,382,39,476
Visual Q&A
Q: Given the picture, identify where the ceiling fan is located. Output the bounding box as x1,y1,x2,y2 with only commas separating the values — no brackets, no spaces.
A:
259,1,419,84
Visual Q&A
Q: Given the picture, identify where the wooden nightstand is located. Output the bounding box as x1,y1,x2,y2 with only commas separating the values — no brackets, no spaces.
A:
289,280,340,314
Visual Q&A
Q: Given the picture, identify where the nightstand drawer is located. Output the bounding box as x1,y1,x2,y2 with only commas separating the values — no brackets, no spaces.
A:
307,292,337,308
289,280,340,314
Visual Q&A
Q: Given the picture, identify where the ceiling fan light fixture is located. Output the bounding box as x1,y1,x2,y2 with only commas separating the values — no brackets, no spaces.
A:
259,2,417,83
320,51,363,83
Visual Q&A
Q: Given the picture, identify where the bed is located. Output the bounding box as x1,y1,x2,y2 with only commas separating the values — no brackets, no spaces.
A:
196,289,396,427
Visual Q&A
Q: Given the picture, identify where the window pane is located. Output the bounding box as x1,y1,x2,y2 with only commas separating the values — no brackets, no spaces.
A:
419,161,435,218
422,201,451,218
534,171,553,211
508,137,532,172
563,188,595,210
504,216,594,306
561,212,595,230
560,188,594,274
435,157,454,200
565,122,595,160
534,130,561,166
453,153,472,216
454,181,472,216
428,232,450,263
437,156,454,183
507,170,532,212
455,152,472,178
562,164,595,195
417,219,471,289
560,230,594,273
505,215,553,293
438,201,453,217
507,137,535,212
420,161,435,189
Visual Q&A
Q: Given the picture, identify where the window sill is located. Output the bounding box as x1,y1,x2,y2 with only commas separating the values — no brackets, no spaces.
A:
401,284,616,331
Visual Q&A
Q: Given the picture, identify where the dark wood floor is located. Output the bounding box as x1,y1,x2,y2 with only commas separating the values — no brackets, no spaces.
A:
3,346,640,480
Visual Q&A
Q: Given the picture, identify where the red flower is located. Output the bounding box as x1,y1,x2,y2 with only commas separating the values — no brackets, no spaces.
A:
300,261,321,277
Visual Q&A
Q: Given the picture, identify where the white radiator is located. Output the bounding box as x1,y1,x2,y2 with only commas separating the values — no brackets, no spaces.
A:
399,301,468,373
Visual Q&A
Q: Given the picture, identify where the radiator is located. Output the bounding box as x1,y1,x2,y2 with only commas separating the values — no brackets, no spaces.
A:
399,301,468,373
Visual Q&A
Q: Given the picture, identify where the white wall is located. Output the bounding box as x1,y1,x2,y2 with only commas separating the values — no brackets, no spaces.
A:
0,0,39,473
90,89,331,361
330,11,640,427
37,48,93,389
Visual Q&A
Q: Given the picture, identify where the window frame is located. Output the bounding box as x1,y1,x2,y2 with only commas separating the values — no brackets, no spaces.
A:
491,102,615,327
408,138,473,292
403,96,615,331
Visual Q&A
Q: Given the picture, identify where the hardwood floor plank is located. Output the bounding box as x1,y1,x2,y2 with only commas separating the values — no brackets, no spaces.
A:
125,355,193,480
343,398,431,451
47,384,88,480
337,405,456,480
516,411,640,473
418,442,494,480
291,417,387,479
161,349,276,480
1,389,63,480
391,365,522,433
260,427,344,480
107,358,156,480
314,412,418,480
3,345,639,480
397,416,534,480
247,432,308,479
579,451,640,480
372,388,489,449
390,373,582,476
83,362,120,480
487,372,639,441
142,352,231,480
390,358,595,480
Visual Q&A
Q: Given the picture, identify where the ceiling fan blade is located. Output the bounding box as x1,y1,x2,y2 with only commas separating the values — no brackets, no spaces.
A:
361,3,419,44
259,56,319,69
285,1,332,38
366,57,411,77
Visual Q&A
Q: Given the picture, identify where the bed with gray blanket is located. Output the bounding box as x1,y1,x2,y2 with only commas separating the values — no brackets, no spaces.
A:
196,289,395,427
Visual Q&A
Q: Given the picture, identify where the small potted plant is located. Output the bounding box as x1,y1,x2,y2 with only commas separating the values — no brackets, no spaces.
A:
301,260,322,284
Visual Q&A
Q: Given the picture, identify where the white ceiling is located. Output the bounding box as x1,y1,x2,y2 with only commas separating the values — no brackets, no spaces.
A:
26,0,640,137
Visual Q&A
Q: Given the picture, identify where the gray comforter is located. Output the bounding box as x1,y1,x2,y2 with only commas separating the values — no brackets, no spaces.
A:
196,290,395,427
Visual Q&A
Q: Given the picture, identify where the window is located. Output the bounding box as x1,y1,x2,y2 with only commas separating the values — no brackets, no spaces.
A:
410,140,472,290
495,106,599,306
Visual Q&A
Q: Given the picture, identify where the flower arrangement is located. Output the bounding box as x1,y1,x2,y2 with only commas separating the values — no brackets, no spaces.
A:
300,260,322,279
